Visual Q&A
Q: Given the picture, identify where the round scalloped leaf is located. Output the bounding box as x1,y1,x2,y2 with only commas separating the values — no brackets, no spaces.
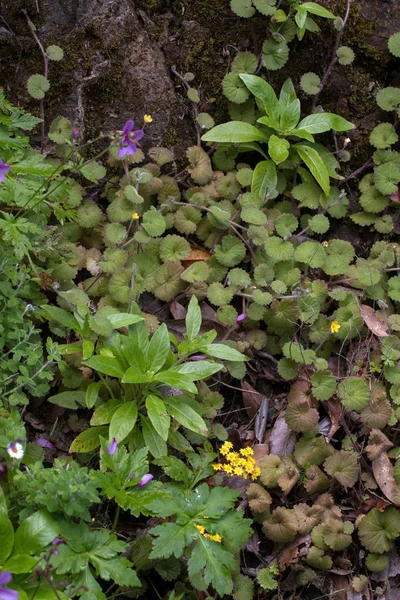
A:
228,267,251,287
159,235,191,262
323,450,358,488
262,507,298,542
265,236,294,262
294,435,334,467
142,207,166,237
48,116,73,143
187,88,200,103
241,206,267,225
370,123,399,149
271,17,297,42
338,149,351,162
46,45,64,61
222,72,251,104
309,214,330,234
231,51,258,74
236,167,253,187
350,212,377,227
376,87,400,111
294,241,326,268
311,370,336,400
286,400,319,433
217,305,238,325
27,74,50,99
181,261,210,283
359,508,400,554
80,161,106,183
262,39,289,71
323,239,355,276
359,186,388,213
214,235,246,267
283,342,315,365
186,146,213,185
374,162,400,195
253,0,277,16
298,296,320,325
365,553,389,572
300,72,321,95
148,147,174,166
103,222,127,246
77,200,103,228
337,376,370,411
230,0,255,17
252,289,273,306
375,215,393,234
305,546,332,571
196,112,215,131
388,276,400,301
275,214,298,238
207,282,234,306
277,357,297,380
388,32,400,57
336,46,354,65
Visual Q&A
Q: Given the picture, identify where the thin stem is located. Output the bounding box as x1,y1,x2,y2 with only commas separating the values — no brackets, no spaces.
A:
339,157,373,184
111,505,121,533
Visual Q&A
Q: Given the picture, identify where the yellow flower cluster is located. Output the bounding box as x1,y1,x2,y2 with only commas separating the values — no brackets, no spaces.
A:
131,212,139,220
212,441,261,480
330,320,341,333
196,524,222,543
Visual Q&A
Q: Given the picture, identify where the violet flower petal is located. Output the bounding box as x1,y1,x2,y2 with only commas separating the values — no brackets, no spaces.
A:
137,473,153,487
0,588,19,600
36,438,54,449
0,573,12,586
0,160,11,183
118,142,137,158
122,120,134,134
191,355,206,361
108,438,117,455
133,129,144,141
236,313,246,323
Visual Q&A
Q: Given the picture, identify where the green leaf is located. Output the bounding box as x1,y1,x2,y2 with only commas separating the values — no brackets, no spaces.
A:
337,376,370,411
80,160,106,183
46,45,64,61
295,144,330,195
298,113,354,134
41,305,79,331
47,391,85,409
14,510,59,555
70,426,108,453
201,121,266,143
48,116,72,143
358,507,400,553
301,2,335,18
142,208,166,237
109,401,138,443
2,554,37,574
146,395,170,441
188,537,236,597
0,509,13,563
141,415,167,458
84,356,125,379
323,450,358,488
186,295,202,341
239,74,280,118
164,398,208,435
268,135,290,164
311,370,336,400
90,399,121,426
279,99,301,132
171,361,223,381
251,159,277,199
201,343,247,361
262,39,289,70
153,371,197,394
27,74,50,99
146,324,170,374
107,313,144,328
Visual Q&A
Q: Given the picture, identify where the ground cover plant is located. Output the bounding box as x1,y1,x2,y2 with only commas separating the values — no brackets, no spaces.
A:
2,0,400,598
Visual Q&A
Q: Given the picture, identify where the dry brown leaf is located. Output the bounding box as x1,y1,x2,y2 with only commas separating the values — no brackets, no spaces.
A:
372,452,400,505
278,534,311,570
269,413,297,457
181,246,212,269
326,398,342,441
360,304,390,337
170,300,187,320
241,380,263,418
365,429,393,461
253,444,269,463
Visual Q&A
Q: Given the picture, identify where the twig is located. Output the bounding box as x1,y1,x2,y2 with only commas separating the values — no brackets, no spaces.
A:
171,66,202,146
339,157,373,183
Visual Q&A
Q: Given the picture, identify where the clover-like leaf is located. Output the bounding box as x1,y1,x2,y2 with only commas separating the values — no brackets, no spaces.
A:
370,123,399,149
27,74,50,99
336,46,354,65
300,72,321,95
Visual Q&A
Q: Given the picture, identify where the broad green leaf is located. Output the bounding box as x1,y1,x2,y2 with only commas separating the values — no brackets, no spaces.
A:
141,415,167,458
297,113,354,134
107,313,144,328
47,391,85,409
279,78,297,109
268,135,290,164
239,74,280,119
48,116,72,143
201,343,247,361
251,159,277,199
188,537,236,597
279,99,301,132
295,144,330,195
201,121,266,143
90,399,121,426
0,508,13,563
70,426,108,453
153,370,197,394
14,510,59,555
82,340,94,360
80,160,106,183
84,355,125,379
85,382,101,409
301,2,335,18
164,398,208,435
121,367,150,383
109,401,138,442
171,361,223,381
146,395,170,441
40,305,79,331
3,554,37,574
290,128,315,142
186,295,202,341
146,323,170,373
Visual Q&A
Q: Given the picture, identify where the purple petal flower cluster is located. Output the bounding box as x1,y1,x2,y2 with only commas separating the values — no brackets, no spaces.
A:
118,120,144,158
108,438,117,455
0,159,10,184
0,572,18,600
137,473,153,487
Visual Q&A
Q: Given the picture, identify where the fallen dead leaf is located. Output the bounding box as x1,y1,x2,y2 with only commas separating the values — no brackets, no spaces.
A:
372,452,400,505
269,413,297,457
241,380,264,418
181,246,212,269
278,534,311,570
170,300,187,320
360,304,390,337
326,398,342,441
365,429,393,461
253,443,269,463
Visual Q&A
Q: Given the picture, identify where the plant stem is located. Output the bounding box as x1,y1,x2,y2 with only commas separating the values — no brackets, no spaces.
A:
339,157,373,183
111,505,120,533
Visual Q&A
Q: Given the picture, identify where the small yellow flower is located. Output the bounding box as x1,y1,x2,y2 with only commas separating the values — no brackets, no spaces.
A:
330,320,341,334
144,114,153,123
196,525,205,534
240,447,254,457
226,451,239,464
233,466,243,476
220,441,233,455
204,533,222,543
223,464,233,474
131,212,139,220
212,463,221,471
252,467,261,480
322,241,329,248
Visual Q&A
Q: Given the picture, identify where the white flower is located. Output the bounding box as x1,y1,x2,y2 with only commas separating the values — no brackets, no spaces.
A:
7,441,24,459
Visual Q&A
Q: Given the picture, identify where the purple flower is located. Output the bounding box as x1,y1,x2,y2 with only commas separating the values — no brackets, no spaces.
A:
118,120,144,158
72,129,79,136
89,191,98,200
0,159,11,184
236,313,246,323
0,571,18,600
51,538,64,546
35,438,54,449
137,473,153,487
108,438,117,455
0,466,4,472
191,355,206,361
